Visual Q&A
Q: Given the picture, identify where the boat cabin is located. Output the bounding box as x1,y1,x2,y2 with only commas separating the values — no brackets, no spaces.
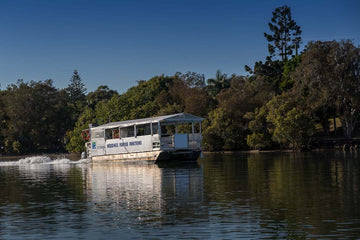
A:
83,113,203,161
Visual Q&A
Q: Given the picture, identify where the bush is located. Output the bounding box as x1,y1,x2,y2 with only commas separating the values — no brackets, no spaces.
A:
12,141,23,154
272,108,315,150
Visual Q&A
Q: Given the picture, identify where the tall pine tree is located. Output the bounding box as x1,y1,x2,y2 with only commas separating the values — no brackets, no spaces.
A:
66,69,87,103
264,5,302,61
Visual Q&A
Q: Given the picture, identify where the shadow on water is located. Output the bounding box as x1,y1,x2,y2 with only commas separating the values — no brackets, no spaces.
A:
156,158,201,169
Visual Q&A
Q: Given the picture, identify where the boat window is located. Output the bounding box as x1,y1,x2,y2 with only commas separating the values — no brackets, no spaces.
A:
161,125,175,136
120,126,135,138
152,123,158,135
177,123,192,133
105,128,120,139
136,124,151,136
92,130,105,139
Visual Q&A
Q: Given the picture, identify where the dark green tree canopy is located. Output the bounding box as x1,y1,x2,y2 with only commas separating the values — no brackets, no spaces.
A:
0,79,72,153
264,5,302,61
86,85,118,109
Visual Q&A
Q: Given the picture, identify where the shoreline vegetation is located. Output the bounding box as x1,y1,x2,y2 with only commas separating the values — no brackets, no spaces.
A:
1,143,359,161
0,5,359,156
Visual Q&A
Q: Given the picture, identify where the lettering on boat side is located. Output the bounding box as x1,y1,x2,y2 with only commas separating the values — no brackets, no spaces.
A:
130,141,142,146
107,141,142,148
107,143,118,148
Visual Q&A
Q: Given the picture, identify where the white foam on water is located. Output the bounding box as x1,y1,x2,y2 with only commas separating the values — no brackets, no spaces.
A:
50,158,71,165
19,156,52,165
71,158,91,165
0,155,91,167
0,161,19,166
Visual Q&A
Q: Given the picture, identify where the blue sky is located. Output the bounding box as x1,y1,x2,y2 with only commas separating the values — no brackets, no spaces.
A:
0,0,359,93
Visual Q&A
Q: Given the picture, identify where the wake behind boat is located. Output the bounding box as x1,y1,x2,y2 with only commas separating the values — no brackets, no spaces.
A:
81,113,203,162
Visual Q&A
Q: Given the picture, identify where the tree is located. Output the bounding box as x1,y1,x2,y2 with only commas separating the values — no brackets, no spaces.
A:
175,71,206,88
1,80,73,153
247,94,314,150
203,76,273,150
264,5,302,61
245,5,302,95
247,107,274,149
245,59,284,94
330,40,360,138
280,55,300,91
272,107,315,150
292,40,360,138
206,70,231,98
183,88,211,117
0,91,8,153
66,70,87,103
86,85,118,109
66,107,95,153
169,74,211,117
66,70,87,127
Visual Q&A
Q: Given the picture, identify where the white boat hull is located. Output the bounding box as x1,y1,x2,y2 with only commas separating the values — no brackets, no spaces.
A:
92,150,162,162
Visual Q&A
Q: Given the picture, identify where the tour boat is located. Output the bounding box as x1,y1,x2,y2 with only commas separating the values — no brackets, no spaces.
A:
81,113,203,162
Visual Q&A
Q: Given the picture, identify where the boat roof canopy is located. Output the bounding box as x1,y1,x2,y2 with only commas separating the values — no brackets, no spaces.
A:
91,113,204,130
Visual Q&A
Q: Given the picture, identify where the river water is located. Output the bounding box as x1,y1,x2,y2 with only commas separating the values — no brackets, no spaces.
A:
0,151,359,239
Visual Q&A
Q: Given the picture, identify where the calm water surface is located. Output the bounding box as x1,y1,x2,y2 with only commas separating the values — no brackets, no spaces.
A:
0,152,359,239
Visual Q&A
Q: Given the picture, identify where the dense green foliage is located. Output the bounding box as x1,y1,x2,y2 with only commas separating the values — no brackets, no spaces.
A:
0,6,359,154
0,80,73,153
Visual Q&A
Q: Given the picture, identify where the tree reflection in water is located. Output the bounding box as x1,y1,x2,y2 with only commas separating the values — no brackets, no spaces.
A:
0,152,359,239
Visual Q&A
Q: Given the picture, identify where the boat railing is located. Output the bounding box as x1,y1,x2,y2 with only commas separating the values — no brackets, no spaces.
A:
161,133,202,149
189,133,202,148
161,136,174,148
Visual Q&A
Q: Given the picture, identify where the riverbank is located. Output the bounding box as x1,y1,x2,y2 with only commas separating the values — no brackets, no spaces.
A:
2,137,360,161
311,137,360,150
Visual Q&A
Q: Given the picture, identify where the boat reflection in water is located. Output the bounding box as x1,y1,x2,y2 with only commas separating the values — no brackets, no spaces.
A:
1,152,359,239
86,160,205,225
